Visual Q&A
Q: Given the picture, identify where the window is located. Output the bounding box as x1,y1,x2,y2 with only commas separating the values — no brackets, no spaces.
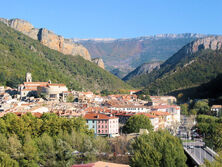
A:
102,130,103,133
87,120,88,123
105,130,107,133
93,120,94,123
98,130,100,133
92,125,95,128
105,125,107,128
50,94,56,98
98,125,100,128
102,125,104,128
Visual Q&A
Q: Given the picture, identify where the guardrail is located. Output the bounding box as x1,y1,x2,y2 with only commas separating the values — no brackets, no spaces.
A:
205,147,218,157
184,147,202,166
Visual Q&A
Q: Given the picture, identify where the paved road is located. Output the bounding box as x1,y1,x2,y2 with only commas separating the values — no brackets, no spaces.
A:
183,142,216,165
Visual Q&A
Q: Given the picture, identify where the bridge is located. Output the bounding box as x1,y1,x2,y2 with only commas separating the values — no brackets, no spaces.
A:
183,141,218,166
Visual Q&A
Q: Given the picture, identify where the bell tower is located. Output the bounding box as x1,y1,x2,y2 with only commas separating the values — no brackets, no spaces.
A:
26,72,32,82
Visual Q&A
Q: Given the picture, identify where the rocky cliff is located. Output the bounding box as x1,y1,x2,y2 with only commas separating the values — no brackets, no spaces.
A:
123,62,161,81
0,18,91,61
163,36,222,66
92,58,105,69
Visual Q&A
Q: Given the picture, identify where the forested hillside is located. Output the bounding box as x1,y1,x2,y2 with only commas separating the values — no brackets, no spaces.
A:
0,22,131,91
127,36,222,95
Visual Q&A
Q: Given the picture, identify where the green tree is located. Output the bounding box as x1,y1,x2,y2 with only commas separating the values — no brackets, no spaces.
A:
180,103,189,115
22,134,39,166
130,130,187,167
123,115,153,133
7,135,22,161
66,93,74,102
37,133,56,167
0,151,19,167
193,99,210,115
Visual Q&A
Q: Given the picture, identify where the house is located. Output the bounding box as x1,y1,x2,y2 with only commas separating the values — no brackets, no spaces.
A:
84,113,119,137
151,105,180,123
110,104,150,113
72,161,130,167
129,89,141,95
150,111,172,129
150,96,177,105
211,105,222,116
0,86,4,93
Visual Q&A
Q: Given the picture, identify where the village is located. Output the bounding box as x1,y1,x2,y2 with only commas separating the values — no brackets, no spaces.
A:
0,73,184,137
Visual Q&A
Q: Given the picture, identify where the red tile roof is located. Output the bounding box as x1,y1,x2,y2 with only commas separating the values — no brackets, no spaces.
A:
84,113,118,120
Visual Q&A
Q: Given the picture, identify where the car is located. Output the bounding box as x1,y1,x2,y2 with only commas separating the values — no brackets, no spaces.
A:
187,145,194,149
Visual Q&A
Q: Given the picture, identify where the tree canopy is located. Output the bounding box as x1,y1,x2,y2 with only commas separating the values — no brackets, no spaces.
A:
196,115,222,151
130,130,187,167
123,115,153,133
0,113,110,166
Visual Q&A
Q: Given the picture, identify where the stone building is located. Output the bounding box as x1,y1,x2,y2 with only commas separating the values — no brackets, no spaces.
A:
18,73,68,101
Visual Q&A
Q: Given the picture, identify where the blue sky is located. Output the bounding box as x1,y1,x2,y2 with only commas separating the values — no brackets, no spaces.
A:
1,0,221,38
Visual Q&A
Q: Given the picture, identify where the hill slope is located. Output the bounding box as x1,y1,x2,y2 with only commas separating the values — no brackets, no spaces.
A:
127,36,222,95
169,73,222,101
0,21,131,91
75,34,206,76
123,61,161,81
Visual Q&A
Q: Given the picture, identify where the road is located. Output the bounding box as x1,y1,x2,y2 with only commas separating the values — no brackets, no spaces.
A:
183,142,216,165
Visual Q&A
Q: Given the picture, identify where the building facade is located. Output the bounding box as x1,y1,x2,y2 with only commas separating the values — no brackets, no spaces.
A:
84,113,119,137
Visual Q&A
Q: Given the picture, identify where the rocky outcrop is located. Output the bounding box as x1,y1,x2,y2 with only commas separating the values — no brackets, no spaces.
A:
92,58,105,69
164,36,222,66
123,62,161,81
189,36,222,53
0,18,91,61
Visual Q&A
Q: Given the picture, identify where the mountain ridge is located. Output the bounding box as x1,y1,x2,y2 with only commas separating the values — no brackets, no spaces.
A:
75,33,208,77
127,36,222,95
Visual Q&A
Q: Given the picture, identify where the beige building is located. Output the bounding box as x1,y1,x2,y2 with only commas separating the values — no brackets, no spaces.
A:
37,83,68,101
19,73,68,101
0,86,4,93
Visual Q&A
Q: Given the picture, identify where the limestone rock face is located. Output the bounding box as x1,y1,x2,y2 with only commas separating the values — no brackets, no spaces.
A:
165,36,222,66
187,36,222,54
92,58,105,69
0,18,91,61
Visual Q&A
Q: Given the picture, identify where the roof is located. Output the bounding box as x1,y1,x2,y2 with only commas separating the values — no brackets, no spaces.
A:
21,88,37,91
150,111,171,116
24,82,48,85
137,113,158,118
152,105,180,109
84,113,118,120
212,105,222,109
72,161,130,167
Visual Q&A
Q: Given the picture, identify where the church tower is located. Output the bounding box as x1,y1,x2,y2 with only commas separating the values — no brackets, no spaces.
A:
26,72,32,82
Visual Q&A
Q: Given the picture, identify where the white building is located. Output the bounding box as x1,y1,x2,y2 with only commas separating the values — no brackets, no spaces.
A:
110,105,151,113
